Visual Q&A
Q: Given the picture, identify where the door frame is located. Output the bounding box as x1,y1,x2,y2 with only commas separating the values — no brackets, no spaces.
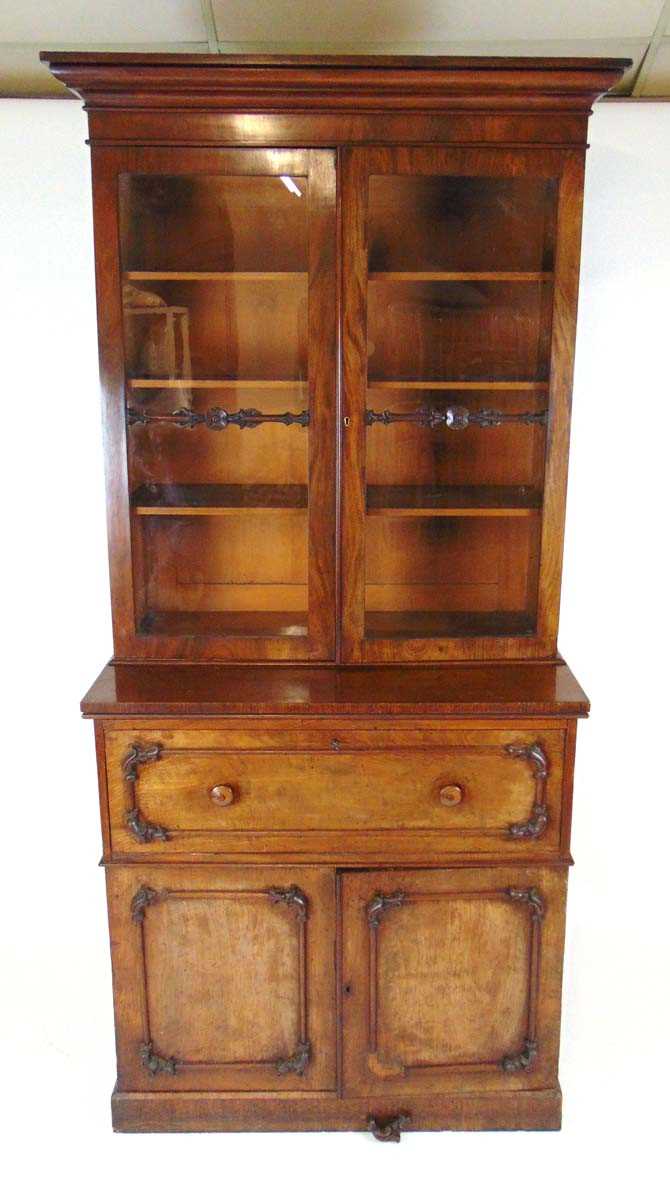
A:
106,864,337,1092
341,865,568,1097
91,145,338,662
339,144,585,663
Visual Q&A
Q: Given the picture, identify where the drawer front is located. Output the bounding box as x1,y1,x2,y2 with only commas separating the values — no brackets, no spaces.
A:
105,726,567,859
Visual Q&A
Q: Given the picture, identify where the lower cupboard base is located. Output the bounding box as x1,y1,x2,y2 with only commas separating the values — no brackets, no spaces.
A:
111,1086,562,1134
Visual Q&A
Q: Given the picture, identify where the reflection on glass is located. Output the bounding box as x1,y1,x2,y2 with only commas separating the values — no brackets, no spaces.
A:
119,173,310,639
364,174,557,641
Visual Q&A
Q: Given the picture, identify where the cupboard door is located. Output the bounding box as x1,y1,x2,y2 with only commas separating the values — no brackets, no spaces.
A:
341,146,583,662
341,866,567,1097
93,146,336,661
107,866,335,1091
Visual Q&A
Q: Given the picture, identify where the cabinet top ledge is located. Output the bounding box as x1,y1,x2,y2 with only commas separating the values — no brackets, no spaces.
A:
39,51,630,113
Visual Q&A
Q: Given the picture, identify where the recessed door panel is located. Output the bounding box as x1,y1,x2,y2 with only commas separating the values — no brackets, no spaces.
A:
341,866,567,1096
107,865,336,1092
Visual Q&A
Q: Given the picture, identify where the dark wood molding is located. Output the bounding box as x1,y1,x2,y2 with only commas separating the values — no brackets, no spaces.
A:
39,52,630,116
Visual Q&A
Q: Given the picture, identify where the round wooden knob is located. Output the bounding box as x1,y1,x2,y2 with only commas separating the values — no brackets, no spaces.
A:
439,784,463,807
209,784,235,807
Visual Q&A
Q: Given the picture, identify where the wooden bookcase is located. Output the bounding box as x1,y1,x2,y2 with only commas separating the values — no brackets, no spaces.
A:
43,51,628,1136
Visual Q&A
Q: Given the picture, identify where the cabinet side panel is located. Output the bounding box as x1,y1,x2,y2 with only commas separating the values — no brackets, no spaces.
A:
536,152,585,647
90,147,135,653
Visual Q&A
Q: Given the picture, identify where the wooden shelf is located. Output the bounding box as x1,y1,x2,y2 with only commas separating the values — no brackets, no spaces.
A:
367,380,549,391
125,271,307,282
368,271,553,282
366,610,535,640
134,484,541,519
133,483,308,517
129,379,308,389
140,610,308,639
367,485,542,518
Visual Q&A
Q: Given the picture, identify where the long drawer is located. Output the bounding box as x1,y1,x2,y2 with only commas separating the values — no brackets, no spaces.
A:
104,725,568,860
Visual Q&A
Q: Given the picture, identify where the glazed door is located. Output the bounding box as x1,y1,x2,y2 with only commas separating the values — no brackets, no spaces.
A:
93,147,336,661
107,866,336,1092
341,146,583,662
341,867,567,1097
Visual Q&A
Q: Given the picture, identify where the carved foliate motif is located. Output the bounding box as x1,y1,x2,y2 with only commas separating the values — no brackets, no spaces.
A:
128,406,309,430
367,1114,410,1142
130,885,162,923
122,742,162,782
268,885,309,922
506,886,545,922
501,1037,538,1073
139,1041,178,1076
508,806,549,839
122,742,169,844
276,1040,311,1076
367,891,407,927
125,807,169,843
365,405,547,429
505,741,550,839
506,741,549,779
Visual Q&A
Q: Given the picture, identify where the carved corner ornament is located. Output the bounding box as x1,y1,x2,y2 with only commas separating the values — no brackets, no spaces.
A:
506,886,545,922
276,1040,311,1076
130,884,164,924
140,1041,178,1076
268,885,308,922
505,741,550,839
501,1037,539,1073
122,742,169,844
367,891,407,927
367,1114,410,1143
122,742,162,782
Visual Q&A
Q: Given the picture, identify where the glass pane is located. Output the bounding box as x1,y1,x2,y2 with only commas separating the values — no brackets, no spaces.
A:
364,173,556,641
119,172,310,639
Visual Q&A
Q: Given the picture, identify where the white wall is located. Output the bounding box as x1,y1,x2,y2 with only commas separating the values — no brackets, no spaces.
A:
1,98,668,1194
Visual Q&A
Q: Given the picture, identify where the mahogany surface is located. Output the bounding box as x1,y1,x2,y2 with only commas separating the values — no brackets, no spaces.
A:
82,661,589,717
41,50,626,1135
